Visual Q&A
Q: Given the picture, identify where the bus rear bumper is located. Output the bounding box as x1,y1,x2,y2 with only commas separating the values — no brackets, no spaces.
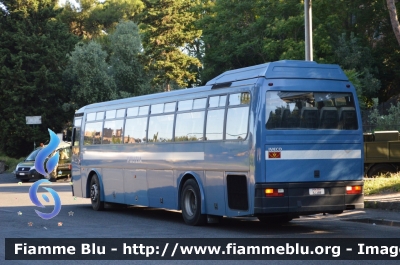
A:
254,181,364,215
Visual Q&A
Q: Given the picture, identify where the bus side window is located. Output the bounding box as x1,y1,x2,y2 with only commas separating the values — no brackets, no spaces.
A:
226,106,249,140
84,122,103,145
193,98,207,109
148,114,174,142
206,109,224,140
175,111,205,141
124,117,147,144
103,120,123,144
226,92,250,139
87,113,96,121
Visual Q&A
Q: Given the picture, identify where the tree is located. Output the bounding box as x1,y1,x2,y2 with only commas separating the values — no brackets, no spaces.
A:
200,0,258,82
109,21,152,97
0,0,78,157
198,0,400,104
140,0,202,91
386,0,400,46
369,98,400,131
58,0,145,40
348,0,400,102
335,33,381,108
63,20,158,110
199,0,307,83
63,41,117,110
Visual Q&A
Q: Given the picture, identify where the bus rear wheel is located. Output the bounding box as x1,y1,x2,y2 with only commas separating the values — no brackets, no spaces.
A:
90,174,104,211
181,179,206,226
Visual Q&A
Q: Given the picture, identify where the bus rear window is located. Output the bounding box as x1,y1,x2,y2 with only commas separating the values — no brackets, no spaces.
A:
266,91,358,130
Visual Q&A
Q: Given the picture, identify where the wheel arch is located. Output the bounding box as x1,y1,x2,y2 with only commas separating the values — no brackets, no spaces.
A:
366,163,397,178
177,171,206,214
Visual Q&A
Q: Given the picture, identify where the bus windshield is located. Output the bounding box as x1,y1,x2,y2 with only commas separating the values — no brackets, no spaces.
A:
266,91,358,130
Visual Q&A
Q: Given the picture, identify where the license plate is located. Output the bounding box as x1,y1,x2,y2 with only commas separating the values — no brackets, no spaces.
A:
309,188,325,195
19,173,25,176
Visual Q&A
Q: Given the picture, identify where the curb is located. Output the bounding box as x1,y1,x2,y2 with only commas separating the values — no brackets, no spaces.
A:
340,199,400,227
364,200,400,212
343,218,400,228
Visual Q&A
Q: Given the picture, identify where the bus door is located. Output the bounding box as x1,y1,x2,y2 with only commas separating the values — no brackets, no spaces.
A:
71,115,83,197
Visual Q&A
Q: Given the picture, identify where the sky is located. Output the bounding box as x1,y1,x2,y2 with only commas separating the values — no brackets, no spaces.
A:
59,0,80,7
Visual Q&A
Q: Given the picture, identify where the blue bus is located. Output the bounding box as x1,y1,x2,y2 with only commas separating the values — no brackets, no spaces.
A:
71,60,364,225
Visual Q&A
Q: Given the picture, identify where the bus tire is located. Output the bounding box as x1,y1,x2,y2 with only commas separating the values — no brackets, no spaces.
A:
367,164,396,178
181,179,206,226
90,174,104,211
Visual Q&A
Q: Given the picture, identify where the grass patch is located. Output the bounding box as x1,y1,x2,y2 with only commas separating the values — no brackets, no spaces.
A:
0,153,25,173
364,173,400,196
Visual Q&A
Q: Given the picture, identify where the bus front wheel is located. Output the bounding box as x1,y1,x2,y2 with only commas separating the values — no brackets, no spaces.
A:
181,179,206,226
90,174,104,211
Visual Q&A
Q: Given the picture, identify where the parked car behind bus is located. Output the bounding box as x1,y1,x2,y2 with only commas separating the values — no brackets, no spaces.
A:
14,142,71,182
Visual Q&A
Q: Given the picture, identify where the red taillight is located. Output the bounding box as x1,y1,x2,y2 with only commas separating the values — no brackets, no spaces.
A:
346,185,362,194
265,188,284,197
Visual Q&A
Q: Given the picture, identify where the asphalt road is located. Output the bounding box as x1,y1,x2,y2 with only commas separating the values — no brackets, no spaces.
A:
1,173,400,265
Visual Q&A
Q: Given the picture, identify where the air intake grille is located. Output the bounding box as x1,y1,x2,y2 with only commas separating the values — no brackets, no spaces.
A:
227,175,248,210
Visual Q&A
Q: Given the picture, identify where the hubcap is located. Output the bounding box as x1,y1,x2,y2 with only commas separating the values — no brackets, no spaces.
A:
91,184,98,201
183,188,196,217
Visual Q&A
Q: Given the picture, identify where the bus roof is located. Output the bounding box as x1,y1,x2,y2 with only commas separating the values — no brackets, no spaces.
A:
206,60,348,85
75,85,213,113
75,60,348,114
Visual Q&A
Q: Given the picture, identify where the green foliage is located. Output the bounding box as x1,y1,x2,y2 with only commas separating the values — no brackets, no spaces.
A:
364,174,400,195
200,0,308,83
198,0,400,98
0,0,78,157
200,0,268,82
109,21,152,97
63,20,153,109
369,98,400,131
335,33,381,108
0,153,25,173
58,0,145,39
351,0,400,102
140,0,202,91
63,41,117,109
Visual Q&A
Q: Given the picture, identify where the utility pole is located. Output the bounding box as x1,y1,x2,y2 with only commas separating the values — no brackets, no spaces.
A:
304,0,313,61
